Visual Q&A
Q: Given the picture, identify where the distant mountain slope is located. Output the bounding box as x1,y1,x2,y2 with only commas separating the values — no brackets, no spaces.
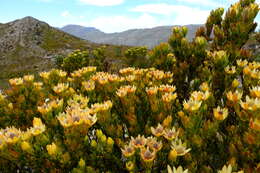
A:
0,17,95,86
61,25,102,38
61,24,202,48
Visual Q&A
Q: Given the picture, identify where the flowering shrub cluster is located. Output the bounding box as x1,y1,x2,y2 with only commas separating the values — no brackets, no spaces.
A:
0,0,259,172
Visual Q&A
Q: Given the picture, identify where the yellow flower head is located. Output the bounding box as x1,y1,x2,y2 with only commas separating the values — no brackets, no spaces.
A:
130,135,146,149
21,141,32,152
159,85,176,93
30,118,46,136
46,142,58,156
9,78,23,86
191,91,205,101
126,161,135,171
53,83,69,94
225,66,236,75
119,67,135,75
151,123,164,137
226,90,243,103
200,82,209,92
57,70,67,78
236,59,248,67
218,164,232,173
146,86,158,96
250,86,260,98
23,75,34,82
146,137,163,152
140,146,156,162
125,75,136,82
171,139,191,156
117,85,136,98
162,92,177,103
33,82,43,90
82,80,95,91
183,99,202,112
3,127,22,144
39,71,50,80
163,127,179,141
213,106,228,121
240,96,260,111
121,143,135,157
167,165,189,173
231,79,240,88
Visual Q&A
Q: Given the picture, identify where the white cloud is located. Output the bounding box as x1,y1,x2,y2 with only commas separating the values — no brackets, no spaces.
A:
79,0,124,6
131,3,210,25
177,0,219,7
86,14,162,33
61,11,71,18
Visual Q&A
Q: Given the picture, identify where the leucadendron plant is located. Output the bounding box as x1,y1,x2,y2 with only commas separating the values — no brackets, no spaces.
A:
0,0,259,172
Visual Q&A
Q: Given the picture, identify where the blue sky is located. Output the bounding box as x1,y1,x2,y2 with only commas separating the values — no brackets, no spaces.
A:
1,0,259,33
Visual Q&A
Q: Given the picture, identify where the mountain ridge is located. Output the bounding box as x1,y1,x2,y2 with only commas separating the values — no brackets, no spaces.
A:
0,16,96,87
61,24,203,48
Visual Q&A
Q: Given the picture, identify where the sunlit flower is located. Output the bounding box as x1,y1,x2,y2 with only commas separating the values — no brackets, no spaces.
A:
250,86,260,98
23,75,34,82
231,79,240,88
236,59,248,67
171,139,191,156
163,127,179,141
46,142,58,156
225,66,236,74
21,141,32,152
130,135,146,149
191,91,205,101
162,92,177,103
119,67,135,75
39,71,50,80
53,83,69,94
151,124,164,137
146,137,163,152
126,161,135,171
9,78,23,86
82,80,95,91
121,143,135,157
125,75,136,82
243,66,251,75
159,85,176,93
91,100,113,113
140,146,156,162
57,70,67,78
200,82,209,92
226,90,243,103
116,85,136,98
183,99,202,112
3,127,22,144
33,82,43,90
240,96,260,111
218,164,232,173
30,119,46,136
146,86,158,96
67,94,89,109
167,165,188,173
213,107,228,121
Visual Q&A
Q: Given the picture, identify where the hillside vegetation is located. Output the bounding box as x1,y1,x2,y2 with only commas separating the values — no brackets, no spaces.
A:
0,0,259,172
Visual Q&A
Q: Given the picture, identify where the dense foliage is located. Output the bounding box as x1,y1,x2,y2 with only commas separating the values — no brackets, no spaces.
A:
0,0,259,172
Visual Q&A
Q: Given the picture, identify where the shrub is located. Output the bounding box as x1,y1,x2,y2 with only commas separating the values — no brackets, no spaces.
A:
0,0,259,172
